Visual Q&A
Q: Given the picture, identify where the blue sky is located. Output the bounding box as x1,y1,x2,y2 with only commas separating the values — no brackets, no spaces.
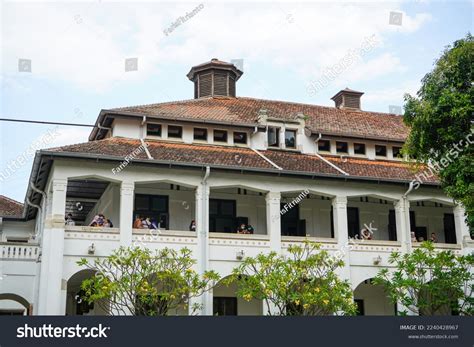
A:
1,0,472,202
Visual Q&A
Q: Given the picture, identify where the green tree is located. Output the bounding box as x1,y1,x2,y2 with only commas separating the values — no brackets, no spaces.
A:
77,247,219,316
225,241,357,316
403,33,474,234
374,242,474,316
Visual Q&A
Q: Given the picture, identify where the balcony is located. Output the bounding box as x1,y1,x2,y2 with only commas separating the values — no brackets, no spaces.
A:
0,242,39,261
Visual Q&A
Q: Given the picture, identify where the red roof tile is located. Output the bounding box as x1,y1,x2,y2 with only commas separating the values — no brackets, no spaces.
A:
46,137,437,184
0,195,24,218
109,97,409,142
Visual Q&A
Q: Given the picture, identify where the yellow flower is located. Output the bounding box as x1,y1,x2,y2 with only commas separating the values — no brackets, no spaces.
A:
323,299,329,305
314,287,320,293
303,304,309,309
243,294,252,301
295,300,300,306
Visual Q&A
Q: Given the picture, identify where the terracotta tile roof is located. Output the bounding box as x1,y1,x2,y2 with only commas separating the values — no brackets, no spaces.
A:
0,195,24,218
109,96,409,142
45,137,437,184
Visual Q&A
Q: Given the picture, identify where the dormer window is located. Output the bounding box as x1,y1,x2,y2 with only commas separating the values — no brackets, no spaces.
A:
318,140,331,152
168,125,183,139
194,128,208,141
375,145,387,157
354,143,366,155
285,130,296,149
392,146,403,158
268,127,280,147
336,141,348,153
214,130,228,143
233,131,247,145
147,123,162,137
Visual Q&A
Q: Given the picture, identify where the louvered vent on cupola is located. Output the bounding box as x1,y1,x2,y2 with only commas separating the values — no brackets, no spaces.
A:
187,58,243,99
331,88,364,110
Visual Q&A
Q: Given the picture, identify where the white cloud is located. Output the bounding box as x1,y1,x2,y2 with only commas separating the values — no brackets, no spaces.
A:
1,2,432,91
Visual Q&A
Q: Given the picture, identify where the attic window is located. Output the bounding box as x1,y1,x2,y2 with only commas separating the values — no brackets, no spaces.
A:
168,125,183,139
214,130,228,143
233,132,247,144
336,141,348,153
354,143,366,155
194,128,208,141
147,124,162,137
375,145,387,157
268,127,280,147
285,130,296,148
318,140,331,152
392,146,403,158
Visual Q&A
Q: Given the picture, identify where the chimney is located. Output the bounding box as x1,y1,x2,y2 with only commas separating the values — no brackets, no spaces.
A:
187,58,243,99
331,88,364,110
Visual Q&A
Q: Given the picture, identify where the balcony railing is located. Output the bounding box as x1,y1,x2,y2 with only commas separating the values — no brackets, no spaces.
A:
1,242,39,260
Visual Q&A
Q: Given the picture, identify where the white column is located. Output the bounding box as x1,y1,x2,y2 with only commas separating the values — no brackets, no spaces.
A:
119,181,134,247
332,196,350,281
38,178,67,315
266,192,281,253
453,205,470,247
193,184,212,315
395,199,411,253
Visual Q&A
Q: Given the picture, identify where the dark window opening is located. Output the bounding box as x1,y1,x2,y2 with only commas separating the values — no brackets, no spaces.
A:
213,297,237,316
388,210,397,241
134,194,169,229
168,125,182,139
392,146,403,158
268,127,280,147
210,199,236,233
354,143,366,155
233,132,247,144
318,140,331,152
336,141,348,153
285,130,297,148
281,203,306,236
147,124,162,137
443,213,456,244
347,207,359,238
214,130,228,143
375,145,387,157
193,128,208,141
355,299,364,316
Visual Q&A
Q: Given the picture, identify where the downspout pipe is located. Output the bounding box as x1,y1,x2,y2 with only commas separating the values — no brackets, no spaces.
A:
402,180,415,252
200,166,211,314
27,181,47,241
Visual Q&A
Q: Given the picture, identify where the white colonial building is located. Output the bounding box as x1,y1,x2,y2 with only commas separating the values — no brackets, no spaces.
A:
1,59,472,316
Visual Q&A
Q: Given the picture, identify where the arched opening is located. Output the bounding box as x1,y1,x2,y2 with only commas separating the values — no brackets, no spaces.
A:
280,191,334,238
0,293,31,315
353,278,395,316
65,177,120,229
409,199,456,244
346,195,398,241
209,187,267,235
66,269,109,316
213,276,262,316
133,181,196,232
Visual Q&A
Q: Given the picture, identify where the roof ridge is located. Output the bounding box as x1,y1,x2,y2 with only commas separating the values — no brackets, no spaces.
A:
109,95,403,118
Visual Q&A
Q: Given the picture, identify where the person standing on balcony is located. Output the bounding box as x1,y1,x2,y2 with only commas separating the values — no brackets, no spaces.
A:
65,213,75,226
133,215,142,229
